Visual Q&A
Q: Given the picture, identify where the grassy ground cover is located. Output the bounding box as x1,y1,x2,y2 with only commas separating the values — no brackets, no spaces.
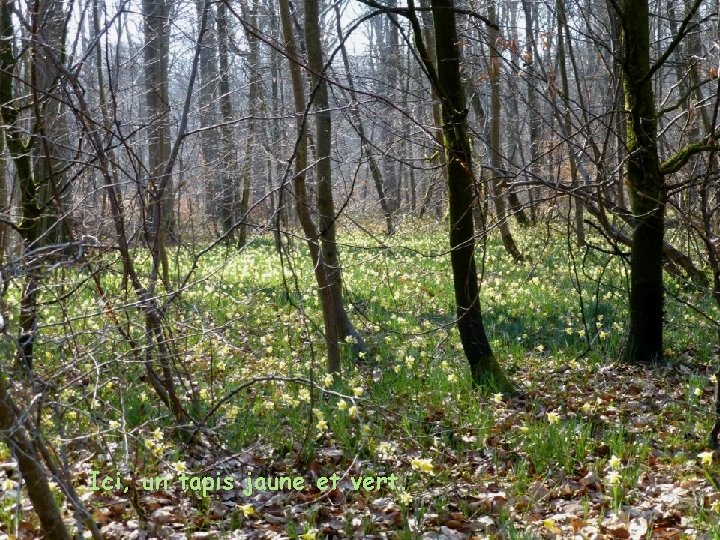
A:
1,220,719,539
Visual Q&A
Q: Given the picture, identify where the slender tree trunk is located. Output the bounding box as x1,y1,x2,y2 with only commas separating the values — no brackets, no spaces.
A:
304,0,364,369
279,0,342,370
194,0,220,230
381,1,401,216
419,0,446,219
487,1,523,262
555,0,584,246
237,0,260,248
0,374,71,540
414,0,512,390
521,0,541,223
607,0,626,209
333,5,394,235
216,2,240,240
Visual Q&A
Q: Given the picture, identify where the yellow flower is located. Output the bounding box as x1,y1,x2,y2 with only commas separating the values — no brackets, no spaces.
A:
316,419,328,431
2,478,16,491
581,402,592,413
492,393,504,404
323,374,333,387
711,374,718,383
694,387,703,397
606,470,621,485
598,330,608,340
535,344,545,352
699,451,714,466
410,457,434,474
238,503,255,517
337,399,348,411
348,405,358,419
608,455,621,469
300,528,318,540
352,387,364,397
173,461,187,473
398,491,413,505
546,411,561,424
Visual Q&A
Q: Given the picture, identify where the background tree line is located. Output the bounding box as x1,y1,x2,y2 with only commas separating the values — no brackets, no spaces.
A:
0,0,719,536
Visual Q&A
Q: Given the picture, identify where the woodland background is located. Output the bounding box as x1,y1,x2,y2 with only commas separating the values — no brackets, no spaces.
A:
1,0,720,537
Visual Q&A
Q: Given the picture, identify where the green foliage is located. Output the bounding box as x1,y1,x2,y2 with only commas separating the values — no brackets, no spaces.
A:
1,222,719,536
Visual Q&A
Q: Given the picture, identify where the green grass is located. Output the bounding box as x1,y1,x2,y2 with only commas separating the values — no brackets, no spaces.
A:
1,219,720,537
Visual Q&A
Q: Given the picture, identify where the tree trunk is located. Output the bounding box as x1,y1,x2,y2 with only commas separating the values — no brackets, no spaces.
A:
304,0,364,369
419,0,446,219
0,374,71,540
620,0,666,363
521,0,541,223
426,0,512,390
237,0,260,249
143,0,172,284
487,1,523,262
216,2,240,240
194,0,220,231
279,0,342,370
333,5,394,235
555,0,584,246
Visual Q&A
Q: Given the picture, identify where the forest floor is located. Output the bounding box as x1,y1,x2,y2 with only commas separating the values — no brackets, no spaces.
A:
1,220,719,539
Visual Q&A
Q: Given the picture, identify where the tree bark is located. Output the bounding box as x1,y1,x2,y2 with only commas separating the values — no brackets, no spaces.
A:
194,0,220,232
280,0,342,370
620,0,666,363
143,0,172,285
420,0,512,390
487,1,523,262
304,0,364,370
334,5,394,235
216,2,240,240
0,374,71,540
237,0,260,249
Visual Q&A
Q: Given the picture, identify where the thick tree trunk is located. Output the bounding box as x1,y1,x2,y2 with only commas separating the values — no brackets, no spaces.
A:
143,0,172,285
429,0,512,390
620,0,666,363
